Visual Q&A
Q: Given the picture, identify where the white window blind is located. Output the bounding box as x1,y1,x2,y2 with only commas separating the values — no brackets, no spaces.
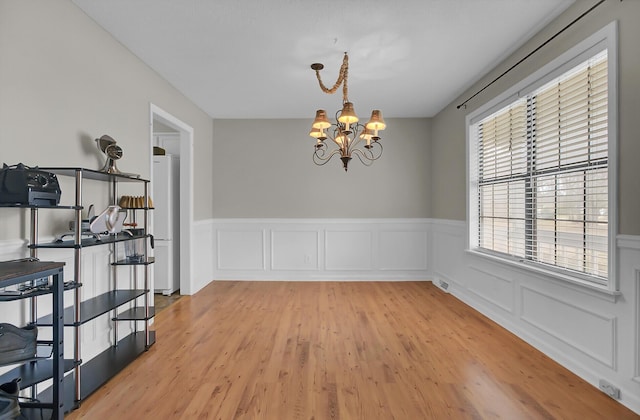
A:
475,51,608,282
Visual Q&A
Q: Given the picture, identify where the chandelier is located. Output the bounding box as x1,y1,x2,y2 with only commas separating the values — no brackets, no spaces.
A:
308,53,386,171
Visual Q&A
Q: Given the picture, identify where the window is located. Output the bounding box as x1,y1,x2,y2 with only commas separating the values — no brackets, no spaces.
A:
467,23,616,290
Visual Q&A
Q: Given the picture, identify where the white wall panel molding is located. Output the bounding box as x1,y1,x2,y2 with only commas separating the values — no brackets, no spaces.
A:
325,230,373,271
467,266,514,314
271,230,319,271
216,229,266,271
431,220,466,290
520,285,617,369
206,218,431,281
192,220,215,294
379,230,429,271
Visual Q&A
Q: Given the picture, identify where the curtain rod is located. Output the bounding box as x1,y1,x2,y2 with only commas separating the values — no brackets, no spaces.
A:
456,0,610,110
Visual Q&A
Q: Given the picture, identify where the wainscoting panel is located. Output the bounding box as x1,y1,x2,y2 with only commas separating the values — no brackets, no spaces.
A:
468,267,514,314
272,230,319,271
378,230,428,271
521,286,616,368
192,220,215,294
432,222,467,290
216,229,265,270
325,230,373,271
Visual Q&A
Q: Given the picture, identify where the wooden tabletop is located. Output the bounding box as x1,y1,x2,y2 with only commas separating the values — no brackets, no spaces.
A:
0,260,65,283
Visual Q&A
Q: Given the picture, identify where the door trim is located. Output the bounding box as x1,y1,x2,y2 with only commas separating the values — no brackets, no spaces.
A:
150,103,195,294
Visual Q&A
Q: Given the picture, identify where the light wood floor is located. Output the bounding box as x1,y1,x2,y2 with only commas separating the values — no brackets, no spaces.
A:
66,281,638,419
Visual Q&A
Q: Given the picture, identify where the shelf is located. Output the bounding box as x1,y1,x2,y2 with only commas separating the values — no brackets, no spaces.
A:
30,233,150,249
20,405,58,419
0,358,77,390
0,203,82,210
0,281,81,302
0,343,62,368
114,306,155,321
80,331,155,400
36,372,78,414
37,331,156,413
39,167,148,183
112,256,155,266
37,289,147,326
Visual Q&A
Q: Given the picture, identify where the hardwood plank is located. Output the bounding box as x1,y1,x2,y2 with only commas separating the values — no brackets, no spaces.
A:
66,281,638,419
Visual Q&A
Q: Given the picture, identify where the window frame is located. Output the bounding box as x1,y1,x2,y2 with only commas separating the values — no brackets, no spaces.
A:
466,21,618,293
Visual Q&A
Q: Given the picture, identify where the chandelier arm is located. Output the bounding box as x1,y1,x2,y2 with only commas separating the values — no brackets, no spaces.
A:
366,141,384,160
351,141,383,162
313,147,342,166
351,149,375,166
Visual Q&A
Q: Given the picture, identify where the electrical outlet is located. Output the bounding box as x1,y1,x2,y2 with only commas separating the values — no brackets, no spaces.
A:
598,379,620,399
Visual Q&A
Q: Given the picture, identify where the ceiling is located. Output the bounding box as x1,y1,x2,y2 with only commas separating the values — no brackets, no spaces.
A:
72,0,574,119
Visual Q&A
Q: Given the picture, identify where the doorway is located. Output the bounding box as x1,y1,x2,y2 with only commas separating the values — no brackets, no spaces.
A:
149,104,194,297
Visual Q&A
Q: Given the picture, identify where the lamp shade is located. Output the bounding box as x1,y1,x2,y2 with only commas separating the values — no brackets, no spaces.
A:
309,127,323,138
359,127,374,140
338,102,359,125
312,110,331,129
365,110,386,131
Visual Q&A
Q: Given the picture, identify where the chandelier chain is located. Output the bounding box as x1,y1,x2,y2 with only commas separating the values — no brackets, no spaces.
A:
314,52,349,103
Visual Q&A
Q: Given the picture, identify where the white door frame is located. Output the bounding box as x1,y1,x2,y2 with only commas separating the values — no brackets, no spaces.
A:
149,103,194,295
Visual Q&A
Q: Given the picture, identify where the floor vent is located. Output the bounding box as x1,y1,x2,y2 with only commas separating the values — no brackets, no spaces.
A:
439,280,449,291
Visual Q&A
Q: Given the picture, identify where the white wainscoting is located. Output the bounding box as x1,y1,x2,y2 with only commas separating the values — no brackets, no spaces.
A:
192,220,215,294
201,219,431,281
430,220,640,415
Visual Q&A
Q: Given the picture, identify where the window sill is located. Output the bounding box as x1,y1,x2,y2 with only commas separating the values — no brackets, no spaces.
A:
465,249,620,302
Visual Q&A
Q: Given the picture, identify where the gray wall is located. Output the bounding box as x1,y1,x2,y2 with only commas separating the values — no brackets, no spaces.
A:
430,0,640,235
211,118,431,218
0,0,214,238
